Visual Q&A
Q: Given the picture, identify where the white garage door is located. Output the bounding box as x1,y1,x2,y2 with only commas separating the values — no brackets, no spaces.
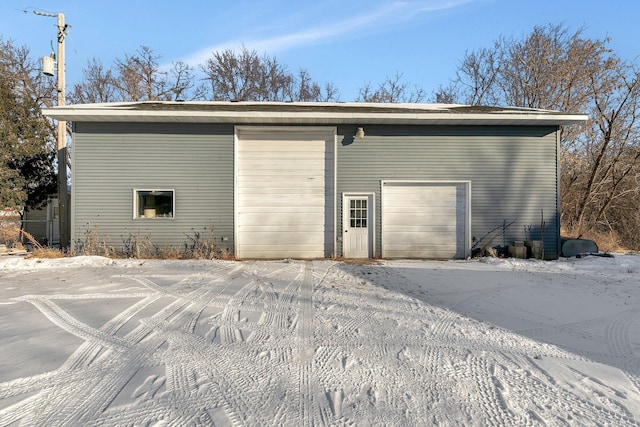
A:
382,181,470,259
236,127,334,259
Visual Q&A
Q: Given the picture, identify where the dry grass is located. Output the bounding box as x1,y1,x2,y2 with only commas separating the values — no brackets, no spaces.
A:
29,247,66,258
68,225,231,260
0,223,20,244
71,225,115,257
19,230,43,249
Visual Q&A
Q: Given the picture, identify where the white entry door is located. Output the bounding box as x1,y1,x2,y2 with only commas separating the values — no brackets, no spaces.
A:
343,195,373,258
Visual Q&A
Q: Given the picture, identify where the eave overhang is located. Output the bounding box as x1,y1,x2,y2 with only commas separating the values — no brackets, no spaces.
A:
43,101,589,126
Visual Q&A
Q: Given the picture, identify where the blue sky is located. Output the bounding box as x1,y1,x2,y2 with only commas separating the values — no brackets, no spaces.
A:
2,0,638,102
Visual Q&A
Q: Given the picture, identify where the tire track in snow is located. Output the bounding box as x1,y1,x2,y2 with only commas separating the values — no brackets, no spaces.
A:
66,266,259,425
149,262,301,425
465,353,513,424
311,263,384,424
4,266,232,424
3,266,248,425
331,262,638,425
13,297,135,352
604,308,640,392
493,353,640,426
297,261,315,427
3,260,639,425
313,262,437,425
249,266,305,343
605,309,640,358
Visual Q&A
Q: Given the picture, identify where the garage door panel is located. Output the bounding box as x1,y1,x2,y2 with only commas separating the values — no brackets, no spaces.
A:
237,162,326,174
239,213,326,226
384,224,458,234
384,231,457,245
239,206,326,215
238,230,327,243
238,151,327,160
384,185,456,196
239,190,326,198
384,194,464,207
239,184,329,195
238,142,327,149
238,182,325,192
384,202,461,212
238,133,328,143
384,211,459,223
384,210,458,222
383,182,468,259
384,247,458,259
385,191,456,201
239,194,326,206
384,200,460,208
239,249,324,259
238,180,328,189
384,243,457,251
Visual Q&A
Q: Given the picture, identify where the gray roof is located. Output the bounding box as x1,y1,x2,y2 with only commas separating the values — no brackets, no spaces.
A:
43,101,588,126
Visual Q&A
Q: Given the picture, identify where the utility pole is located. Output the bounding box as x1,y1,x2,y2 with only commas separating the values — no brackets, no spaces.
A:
35,11,69,249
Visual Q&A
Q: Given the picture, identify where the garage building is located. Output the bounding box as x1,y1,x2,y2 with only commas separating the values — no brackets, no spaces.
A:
44,102,586,259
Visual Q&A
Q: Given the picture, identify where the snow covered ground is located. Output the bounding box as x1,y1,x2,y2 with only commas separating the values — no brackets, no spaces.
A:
0,254,638,426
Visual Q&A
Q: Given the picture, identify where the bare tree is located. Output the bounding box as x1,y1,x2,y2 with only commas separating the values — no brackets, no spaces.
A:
452,23,640,249
455,44,503,106
113,46,169,101
73,46,338,103
169,60,206,101
455,24,600,112
563,61,640,244
357,72,426,103
71,46,203,103
200,46,338,102
69,57,116,103
431,83,460,104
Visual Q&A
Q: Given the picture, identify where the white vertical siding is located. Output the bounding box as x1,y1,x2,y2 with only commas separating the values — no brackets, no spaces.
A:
235,127,335,259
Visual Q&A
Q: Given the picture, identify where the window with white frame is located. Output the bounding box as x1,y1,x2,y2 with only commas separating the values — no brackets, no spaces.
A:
133,190,174,219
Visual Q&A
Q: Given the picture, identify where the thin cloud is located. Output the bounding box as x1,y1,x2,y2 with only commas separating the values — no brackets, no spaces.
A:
177,0,478,67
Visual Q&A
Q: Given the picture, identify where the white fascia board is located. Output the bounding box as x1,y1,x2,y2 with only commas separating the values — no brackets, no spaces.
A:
42,104,589,126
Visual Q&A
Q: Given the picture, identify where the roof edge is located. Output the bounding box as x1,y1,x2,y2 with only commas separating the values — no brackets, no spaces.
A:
42,101,589,126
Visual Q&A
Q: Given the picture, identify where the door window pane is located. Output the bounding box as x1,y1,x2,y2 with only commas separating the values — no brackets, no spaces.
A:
349,198,367,228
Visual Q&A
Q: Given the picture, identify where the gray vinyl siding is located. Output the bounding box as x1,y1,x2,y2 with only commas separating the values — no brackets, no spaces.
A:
71,123,234,253
336,125,560,258
71,122,560,259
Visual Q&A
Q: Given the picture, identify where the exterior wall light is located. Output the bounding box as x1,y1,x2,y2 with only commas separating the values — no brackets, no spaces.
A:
355,127,365,139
